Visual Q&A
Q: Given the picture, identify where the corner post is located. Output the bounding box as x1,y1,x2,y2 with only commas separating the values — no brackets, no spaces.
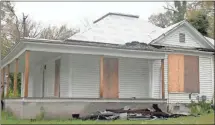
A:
24,50,30,98
100,56,104,98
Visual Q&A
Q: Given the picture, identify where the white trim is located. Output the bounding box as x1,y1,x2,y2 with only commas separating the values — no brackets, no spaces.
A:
148,60,152,98
68,55,73,97
25,42,166,59
1,42,26,68
160,64,162,99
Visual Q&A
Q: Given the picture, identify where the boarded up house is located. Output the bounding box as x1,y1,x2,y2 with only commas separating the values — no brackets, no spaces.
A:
1,13,214,119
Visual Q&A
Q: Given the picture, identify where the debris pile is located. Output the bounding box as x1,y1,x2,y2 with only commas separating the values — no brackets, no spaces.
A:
79,104,195,121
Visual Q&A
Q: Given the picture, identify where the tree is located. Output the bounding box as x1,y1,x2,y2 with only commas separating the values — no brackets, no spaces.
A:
187,1,214,38
163,1,187,23
148,1,214,38
149,1,187,28
187,10,209,36
148,10,174,28
1,2,80,97
39,24,79,40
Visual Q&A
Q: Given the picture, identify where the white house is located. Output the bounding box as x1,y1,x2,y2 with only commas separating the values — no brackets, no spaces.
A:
1,12,214,119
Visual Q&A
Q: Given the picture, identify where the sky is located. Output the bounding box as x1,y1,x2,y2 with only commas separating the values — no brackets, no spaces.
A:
14,2,166,30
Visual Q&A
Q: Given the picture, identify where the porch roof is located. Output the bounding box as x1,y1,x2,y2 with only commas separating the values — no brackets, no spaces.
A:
1,37,214,69
1,38,168,69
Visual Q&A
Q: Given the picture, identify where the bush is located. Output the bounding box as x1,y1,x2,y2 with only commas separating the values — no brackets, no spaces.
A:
188,100,212,115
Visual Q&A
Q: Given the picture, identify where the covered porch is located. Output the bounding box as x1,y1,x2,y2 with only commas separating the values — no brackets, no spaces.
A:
1,39,167,119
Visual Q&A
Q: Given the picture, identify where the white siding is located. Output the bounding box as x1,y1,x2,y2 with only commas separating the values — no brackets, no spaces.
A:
28,71,34,97
70,54,100,98
33,66,43,97
199,56,213,101
157,26,204,48
168,55,214,103
152,60,161,98
119,58,149,98
168,93,198,103
44,61,55,97
60,55,70,97
164,55,168,99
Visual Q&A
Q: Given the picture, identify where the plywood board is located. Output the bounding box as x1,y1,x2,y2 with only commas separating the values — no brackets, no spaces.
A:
103,57,119,98
184,55,199,93
168,54,184,92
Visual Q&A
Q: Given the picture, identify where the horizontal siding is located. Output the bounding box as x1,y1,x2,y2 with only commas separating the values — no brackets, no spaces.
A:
158,26,203,48
152,60,161,98
199,56,213,101
44,61,55,97
164,55,168,99
60,55,70,97
21,73,24,97
168,93,198,103
119,58,149,98
33,66,43,97
71,54,100,98
28,71,34,97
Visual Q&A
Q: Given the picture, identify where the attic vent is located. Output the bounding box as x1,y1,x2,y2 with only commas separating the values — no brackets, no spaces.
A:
179,33,185,43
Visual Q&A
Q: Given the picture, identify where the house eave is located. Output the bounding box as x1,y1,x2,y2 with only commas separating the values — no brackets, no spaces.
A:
1,39,167,69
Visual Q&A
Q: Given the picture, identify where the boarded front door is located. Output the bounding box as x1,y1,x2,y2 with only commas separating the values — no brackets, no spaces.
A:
103,58,119,98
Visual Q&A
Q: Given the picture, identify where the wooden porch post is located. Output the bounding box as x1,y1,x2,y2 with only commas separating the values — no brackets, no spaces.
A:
6,64,10,97
13,58,18,96
24,50,30,98
161,59,165,99
100,56,104,98
1,68,5,98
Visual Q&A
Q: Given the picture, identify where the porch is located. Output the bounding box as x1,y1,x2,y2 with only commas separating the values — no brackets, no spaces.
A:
1,39,167,119
2,52,165,99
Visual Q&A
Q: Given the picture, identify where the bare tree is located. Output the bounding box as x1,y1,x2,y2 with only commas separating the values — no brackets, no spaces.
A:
148,11,174,28
39,24,79,40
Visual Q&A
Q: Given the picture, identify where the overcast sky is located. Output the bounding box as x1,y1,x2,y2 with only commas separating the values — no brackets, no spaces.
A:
14,2,166,29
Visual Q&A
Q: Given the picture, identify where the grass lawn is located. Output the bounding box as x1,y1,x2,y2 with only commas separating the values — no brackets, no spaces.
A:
1,111,214,124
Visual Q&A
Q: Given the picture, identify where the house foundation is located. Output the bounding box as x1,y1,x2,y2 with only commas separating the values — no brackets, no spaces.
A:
4,98,167,119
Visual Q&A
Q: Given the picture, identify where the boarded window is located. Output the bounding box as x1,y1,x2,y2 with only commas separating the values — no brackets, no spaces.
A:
179,33,185,43
168,54,199,93
168,54,184,92
184,55,199,93
102,57,119,99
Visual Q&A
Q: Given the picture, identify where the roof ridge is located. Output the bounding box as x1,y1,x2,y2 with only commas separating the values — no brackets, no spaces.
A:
93,12,139,24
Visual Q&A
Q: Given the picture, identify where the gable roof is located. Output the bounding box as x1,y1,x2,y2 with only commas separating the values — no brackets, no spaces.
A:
150,20,214,49
68,12,214,49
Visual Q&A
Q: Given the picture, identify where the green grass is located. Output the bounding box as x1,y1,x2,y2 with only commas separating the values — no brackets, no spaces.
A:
1,111,214,124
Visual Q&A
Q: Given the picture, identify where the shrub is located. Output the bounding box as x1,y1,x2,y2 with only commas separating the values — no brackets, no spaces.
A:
188,100,212,115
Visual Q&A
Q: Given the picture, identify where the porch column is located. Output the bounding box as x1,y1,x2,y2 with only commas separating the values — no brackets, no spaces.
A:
1,68,5,98
6,64,10,97
24,50,30,98
13,58,18,96
100,56,104,98
161,59,165,99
